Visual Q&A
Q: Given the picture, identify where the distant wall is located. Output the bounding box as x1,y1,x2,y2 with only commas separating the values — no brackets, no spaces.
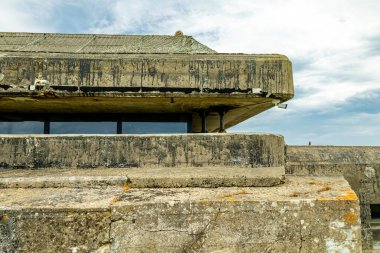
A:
286,145,380,249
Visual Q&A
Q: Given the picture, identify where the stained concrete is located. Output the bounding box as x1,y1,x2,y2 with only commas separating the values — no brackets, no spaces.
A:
0,166,285,188
0,176,362,253
286,145,380,250
0,32,294,132
0,133,285,169
0,32,365,252
0,186,117,253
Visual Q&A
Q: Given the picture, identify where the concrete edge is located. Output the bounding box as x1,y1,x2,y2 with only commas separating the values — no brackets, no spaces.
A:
0,167,285,188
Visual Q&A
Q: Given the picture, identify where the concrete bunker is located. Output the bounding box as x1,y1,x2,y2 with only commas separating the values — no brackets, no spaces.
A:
0,32,365,252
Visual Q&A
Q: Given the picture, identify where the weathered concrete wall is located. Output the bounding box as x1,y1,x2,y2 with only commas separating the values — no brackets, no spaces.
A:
0,186,119,253
0,33,295,131
0,54,294,132
0,54,293,98
0,176,362,253
286,145,380,249
1,210,111,253
0,133,284,169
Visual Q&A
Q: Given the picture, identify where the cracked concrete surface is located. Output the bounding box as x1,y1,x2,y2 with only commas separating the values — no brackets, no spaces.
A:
0,176,362,252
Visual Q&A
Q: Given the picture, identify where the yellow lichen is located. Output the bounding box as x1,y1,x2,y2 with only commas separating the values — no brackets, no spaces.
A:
226,197,238,202
122,184,131,192
1,214,9,222
337,191,358,201
344,212,358,225
316,197,334,201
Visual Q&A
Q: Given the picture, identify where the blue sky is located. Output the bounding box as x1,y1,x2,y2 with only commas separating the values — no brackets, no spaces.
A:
0,0,379,145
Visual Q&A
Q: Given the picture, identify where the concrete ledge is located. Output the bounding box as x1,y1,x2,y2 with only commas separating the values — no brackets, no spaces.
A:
0,133,284,169
0,176,362,252
0,167,285,188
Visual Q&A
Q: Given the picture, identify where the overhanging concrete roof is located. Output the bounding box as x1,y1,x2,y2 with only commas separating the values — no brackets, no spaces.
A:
0,32,294,132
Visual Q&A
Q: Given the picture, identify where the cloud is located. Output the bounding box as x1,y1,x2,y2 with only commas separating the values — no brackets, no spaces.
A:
0,0,55,32
0,0,379,145
85,0,380,114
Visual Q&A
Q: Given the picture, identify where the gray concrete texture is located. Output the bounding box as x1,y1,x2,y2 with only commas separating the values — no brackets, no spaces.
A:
0,53,292,97
0,176,362,253
0,32,294,132
0,133,285,169
0,167,285,188
286,145,380,250
0,32,216,54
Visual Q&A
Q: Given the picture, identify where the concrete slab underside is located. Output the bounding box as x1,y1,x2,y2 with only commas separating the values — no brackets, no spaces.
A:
0,176,362,253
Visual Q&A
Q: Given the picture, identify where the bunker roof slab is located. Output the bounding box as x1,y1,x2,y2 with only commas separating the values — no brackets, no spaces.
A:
0,32,294,132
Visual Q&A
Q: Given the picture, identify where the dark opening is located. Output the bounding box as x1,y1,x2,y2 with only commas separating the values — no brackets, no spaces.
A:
0,113,192,134
371,204,380,219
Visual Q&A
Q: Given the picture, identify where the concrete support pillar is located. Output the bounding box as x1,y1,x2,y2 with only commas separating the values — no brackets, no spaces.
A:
218,109,225,133
199,111,208,133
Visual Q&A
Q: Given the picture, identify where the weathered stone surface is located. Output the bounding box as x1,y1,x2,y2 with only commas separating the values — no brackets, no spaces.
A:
0,166,285,188
286,145,380,250
0,133,285,169
0,176,362,253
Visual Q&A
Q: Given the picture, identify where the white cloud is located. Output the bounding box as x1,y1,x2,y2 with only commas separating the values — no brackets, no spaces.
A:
0,0,57,32
0,0,379,145
85,0,380,113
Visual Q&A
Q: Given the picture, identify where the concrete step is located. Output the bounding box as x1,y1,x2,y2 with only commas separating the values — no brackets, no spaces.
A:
0,166,285,188
0,176,361,253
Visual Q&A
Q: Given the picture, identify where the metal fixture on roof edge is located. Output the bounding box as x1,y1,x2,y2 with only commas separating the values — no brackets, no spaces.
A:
277,103,288,109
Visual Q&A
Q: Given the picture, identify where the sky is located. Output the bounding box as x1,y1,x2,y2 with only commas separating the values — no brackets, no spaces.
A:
0,0,379,145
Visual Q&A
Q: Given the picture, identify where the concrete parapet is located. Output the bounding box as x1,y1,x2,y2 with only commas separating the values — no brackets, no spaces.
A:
0,133,285,169
0,176,362,253
286,145,380,250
